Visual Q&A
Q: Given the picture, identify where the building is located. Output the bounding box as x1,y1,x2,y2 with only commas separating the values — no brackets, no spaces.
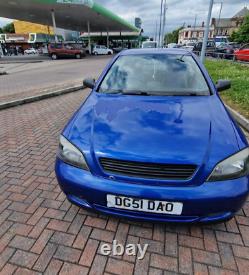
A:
0,0,139,54
79,31,144,49
13,20,54,35
211,7,249,36
14,20,79,41
0,33,29,51
178,23,214,44
0,25,64,54
178,7,248,44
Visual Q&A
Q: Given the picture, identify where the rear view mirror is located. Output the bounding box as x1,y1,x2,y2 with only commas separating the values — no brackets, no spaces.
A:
83,78,95,89
216,80,231,92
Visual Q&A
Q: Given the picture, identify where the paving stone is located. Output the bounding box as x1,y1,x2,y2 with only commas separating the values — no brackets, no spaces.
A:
0,87,248,274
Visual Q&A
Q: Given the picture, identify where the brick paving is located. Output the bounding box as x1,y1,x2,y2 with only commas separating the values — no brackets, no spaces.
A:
0,90,248,275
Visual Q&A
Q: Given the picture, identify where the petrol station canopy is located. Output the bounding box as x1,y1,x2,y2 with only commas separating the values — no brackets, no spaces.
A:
0,0,140,33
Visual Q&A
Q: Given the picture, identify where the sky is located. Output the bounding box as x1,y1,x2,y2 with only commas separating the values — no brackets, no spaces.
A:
0,0,248,36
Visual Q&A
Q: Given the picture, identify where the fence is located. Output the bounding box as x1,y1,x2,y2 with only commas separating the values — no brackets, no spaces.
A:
193,50,249,64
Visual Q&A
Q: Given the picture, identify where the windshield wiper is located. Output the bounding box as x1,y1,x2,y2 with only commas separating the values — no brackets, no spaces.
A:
122,90,151,96
100,89,205,96
171,92,199,96
148,91,203,96
100,89,151,95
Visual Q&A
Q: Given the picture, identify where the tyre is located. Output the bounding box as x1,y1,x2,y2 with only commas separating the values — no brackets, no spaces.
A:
94,52,98,56
51,54,58,60
75,54,81,59
108,51,112,55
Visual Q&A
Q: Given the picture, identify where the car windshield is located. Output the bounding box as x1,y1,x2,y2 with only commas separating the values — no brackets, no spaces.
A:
143,42,157,48
187,43,195,46
98,54,210,96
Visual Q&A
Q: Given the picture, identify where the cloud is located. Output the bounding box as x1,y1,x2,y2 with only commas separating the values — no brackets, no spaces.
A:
0,18,12,27
0,0,247,35
97,0,247,36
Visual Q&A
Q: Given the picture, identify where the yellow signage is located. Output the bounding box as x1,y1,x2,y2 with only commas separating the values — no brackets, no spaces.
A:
14,20,54,35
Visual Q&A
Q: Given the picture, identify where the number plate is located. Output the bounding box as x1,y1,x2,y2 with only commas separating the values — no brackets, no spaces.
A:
107,195,183,215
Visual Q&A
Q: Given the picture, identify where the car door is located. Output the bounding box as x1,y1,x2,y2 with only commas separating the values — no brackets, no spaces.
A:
64,45,73,57
240,44,249,61
55,44,64,57
98,46,102,54
94,45,100,54
206,41,215,55
101,46,107,55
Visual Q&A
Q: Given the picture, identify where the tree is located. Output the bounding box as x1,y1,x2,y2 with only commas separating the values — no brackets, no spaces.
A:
0,28,3,33
2,22,15,33
165,27,183,44
230,15,249,43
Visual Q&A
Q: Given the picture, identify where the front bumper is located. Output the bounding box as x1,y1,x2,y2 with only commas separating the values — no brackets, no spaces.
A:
55,159,249,223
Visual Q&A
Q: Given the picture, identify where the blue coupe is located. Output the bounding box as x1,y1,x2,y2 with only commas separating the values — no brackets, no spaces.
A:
55,49,249,223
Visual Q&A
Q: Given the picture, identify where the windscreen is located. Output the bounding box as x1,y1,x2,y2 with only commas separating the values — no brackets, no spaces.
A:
99,54,210,96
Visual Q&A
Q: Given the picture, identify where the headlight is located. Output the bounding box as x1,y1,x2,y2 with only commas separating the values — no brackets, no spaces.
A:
57,135,89,170
207,147,249,182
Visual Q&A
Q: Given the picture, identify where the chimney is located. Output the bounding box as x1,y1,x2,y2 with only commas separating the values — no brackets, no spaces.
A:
202,21,205,27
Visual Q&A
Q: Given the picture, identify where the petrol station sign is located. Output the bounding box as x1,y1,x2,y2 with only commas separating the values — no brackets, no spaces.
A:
56,0,93,7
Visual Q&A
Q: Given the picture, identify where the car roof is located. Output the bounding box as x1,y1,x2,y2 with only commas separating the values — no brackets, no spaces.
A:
120,48,192,56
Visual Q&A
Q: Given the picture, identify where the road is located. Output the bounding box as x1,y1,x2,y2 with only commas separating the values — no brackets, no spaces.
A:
0,55,111,103
0,89,248,274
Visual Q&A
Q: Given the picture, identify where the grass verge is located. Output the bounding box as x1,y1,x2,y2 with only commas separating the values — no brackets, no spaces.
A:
205,59,249,119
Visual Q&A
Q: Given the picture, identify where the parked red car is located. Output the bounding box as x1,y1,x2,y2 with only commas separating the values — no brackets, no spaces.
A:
235,44,249,62
48,43,86,60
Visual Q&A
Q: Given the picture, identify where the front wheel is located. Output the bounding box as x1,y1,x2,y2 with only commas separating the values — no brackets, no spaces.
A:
51,54,58,60
94,52,98,56
108,51,112,55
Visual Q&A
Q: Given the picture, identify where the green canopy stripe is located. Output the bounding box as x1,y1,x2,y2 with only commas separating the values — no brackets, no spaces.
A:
92,2,139,32
33,0,139,32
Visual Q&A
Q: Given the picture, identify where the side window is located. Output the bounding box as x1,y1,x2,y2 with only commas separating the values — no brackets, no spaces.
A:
207,41,213,47
55,44,63,49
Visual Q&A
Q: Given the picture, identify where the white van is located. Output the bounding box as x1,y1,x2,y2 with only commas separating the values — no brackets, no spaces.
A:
142,41,158,48
92,45,113,55
214,36,229,47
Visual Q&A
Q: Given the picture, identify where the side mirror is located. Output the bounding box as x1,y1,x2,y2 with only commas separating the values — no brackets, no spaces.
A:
216,80,231,92
83,78,95,89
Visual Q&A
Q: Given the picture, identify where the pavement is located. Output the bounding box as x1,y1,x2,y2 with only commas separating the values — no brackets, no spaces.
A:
0,54,50,64
0,89,249,275
0,55,111,103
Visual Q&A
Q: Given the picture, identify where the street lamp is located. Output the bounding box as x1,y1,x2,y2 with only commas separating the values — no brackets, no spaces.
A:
200,0,214,63
161,0,168,47
158,0,164,47
217,1,224,35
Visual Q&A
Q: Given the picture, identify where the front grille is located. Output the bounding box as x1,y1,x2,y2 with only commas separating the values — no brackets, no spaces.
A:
99,158,197,180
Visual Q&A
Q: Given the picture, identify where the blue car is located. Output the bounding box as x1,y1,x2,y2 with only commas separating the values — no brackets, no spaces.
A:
55,49,249,223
